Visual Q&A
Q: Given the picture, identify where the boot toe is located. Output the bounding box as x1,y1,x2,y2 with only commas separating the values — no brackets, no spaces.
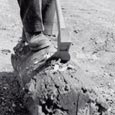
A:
29,34,51,51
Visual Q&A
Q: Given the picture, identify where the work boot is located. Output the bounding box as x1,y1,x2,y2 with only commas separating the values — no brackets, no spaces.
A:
13,30,26,54
25,32,51,51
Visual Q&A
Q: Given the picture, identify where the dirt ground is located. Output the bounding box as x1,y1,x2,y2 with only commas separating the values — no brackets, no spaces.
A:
0,0,115,114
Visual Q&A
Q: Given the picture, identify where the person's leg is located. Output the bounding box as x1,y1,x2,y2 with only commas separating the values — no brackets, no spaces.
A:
17,0,43,33
42,0,55,35
17,0,51,51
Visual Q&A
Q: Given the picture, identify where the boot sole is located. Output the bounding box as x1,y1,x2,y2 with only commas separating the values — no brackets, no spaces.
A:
29,40,51,51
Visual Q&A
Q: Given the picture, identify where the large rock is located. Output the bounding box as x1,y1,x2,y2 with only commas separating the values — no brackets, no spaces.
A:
11,42,108,115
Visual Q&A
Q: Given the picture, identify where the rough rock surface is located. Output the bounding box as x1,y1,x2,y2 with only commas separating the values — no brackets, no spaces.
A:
11,43,108,115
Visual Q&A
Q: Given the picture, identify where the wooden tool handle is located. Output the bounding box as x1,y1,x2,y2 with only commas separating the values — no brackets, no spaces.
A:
55,0,66,29
55,0,66,50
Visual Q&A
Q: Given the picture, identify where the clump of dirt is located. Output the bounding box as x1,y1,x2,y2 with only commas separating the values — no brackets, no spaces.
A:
11,42,109,115
0,72,28,115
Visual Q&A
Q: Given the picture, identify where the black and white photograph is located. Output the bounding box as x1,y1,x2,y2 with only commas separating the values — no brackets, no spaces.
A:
0,0,115,114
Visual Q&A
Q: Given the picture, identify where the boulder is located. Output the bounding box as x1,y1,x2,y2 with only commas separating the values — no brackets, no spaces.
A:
11,42,108,115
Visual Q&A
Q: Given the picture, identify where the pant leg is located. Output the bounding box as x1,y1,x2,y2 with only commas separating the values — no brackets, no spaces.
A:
42,0,55,35
17,0,44,33
17,0,55,35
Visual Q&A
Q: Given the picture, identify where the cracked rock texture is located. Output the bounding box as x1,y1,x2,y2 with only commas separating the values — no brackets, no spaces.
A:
11,44,108,115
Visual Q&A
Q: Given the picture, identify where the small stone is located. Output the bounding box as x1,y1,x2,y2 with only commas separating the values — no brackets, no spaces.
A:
3,86,7,90
34,60,39,64
59,67,67,72
12,103,16,107
67,64,75,70
107,83,111,88
44,53,52,59
53,65,59,71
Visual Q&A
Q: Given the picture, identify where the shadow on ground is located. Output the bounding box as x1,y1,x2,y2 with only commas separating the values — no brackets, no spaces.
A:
0,72,28,115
